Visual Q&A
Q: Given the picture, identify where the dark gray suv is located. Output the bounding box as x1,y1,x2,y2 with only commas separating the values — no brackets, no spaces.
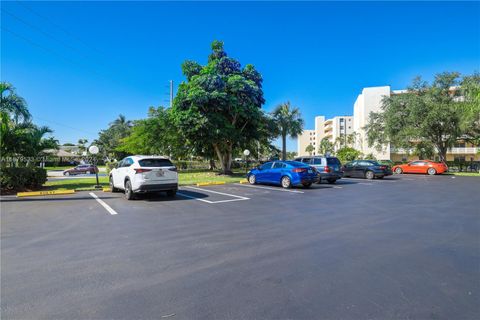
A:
294,156,343,184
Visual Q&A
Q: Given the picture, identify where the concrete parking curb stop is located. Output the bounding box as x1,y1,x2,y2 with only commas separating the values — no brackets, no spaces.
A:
17,190,75,197
196,181,227,186
239,179,249,184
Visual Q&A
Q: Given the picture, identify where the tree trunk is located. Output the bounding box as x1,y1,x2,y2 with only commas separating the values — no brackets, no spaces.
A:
436,143,448,163
209,159,216,171
282,133,287,161
213,143,233,175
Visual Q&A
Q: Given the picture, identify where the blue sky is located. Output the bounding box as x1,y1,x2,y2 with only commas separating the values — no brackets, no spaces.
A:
2,1,479,151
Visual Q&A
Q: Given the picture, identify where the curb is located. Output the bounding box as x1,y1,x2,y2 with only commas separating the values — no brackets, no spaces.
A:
196,181,227,186
74,187,105,192
17,190,75,197
239,179,249,184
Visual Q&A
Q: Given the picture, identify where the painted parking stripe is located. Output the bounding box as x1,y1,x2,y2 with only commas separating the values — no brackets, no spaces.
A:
176,192,215,203
178,186,250,204
89,192,118,215
233,183,304,194
184,186,250,200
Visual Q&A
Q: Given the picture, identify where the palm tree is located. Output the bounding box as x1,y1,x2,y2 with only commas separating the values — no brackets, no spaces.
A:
305,144,314,155
0,82,30,124
318,137,334,155
271,102,304,160
110,114,132,133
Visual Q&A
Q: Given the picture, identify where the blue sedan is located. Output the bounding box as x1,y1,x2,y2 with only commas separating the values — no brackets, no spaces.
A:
247,161,319,188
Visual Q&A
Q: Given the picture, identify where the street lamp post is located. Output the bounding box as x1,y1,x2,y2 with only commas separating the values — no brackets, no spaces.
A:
88,145,101,188
243,149,250,175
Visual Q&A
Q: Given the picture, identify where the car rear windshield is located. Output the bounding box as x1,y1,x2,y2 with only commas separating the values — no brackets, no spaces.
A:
138,159,173,167
285,161,308,167
326,158,341,165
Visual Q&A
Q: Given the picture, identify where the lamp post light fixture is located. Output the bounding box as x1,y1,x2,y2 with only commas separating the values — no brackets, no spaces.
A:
88,145,101,188
243,149,250,174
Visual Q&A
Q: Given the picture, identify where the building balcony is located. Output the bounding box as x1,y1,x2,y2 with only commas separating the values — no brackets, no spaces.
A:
391,147,478,154
448,147,478,154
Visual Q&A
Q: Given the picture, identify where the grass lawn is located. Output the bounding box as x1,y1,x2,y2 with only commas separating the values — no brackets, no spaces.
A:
43,170,247,191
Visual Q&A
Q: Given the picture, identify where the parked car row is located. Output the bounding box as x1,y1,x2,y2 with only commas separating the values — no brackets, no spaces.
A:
72,154,447,200
247,157,449,189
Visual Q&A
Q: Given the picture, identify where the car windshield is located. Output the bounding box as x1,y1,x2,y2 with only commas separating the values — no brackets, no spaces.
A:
139,158,173,167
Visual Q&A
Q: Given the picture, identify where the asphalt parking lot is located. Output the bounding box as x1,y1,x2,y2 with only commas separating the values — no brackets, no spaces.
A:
1,174,479,320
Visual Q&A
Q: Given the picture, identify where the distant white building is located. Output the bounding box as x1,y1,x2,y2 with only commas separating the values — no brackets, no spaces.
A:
353,86,479,161
298,85,479,161
297,115,353,156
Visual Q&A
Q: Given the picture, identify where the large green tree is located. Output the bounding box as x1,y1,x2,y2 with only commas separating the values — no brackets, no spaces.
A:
460,72,480,145
118,107,188,159
94,114,133,159
171,41,267,174
366,72,479,162
271,101,304,160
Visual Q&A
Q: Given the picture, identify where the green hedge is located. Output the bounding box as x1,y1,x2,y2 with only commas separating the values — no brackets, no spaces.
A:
0,167,47,192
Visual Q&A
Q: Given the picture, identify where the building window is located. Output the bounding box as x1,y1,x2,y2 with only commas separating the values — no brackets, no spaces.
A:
454,156,466,163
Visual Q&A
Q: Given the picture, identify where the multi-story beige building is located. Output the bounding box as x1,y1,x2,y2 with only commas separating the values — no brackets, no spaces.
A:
298,86,479,162
297,115,353,156
352,86,479,162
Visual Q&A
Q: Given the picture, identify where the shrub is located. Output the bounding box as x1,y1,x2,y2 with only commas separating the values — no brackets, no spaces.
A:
105,161,118,174
0,167,47,192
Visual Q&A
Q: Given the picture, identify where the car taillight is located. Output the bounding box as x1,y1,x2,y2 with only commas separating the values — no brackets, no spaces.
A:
169,167,177,172
324,166,331,173
134,168,152,174
292,168,307,173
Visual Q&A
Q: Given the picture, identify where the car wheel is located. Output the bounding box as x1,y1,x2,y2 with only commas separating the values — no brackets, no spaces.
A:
166,189,176,197
248,174,256,184
327,179,336,184
395,167,403,174
281,176,291,189
124,180,135,200
302,182,312,188
365,171,375,180
427,167,436,175
109,176,120,192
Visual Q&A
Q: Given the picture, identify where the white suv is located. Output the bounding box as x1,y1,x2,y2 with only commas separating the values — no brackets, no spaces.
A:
109,155,178,200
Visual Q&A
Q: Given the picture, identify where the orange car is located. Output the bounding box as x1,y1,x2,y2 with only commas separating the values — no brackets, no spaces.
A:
392,160,448,175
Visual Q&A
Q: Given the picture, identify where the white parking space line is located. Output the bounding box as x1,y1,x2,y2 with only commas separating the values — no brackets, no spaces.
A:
176,192,216,203
89,192,118,215
178,186,250,204
233,183,305,194
184,186,250,200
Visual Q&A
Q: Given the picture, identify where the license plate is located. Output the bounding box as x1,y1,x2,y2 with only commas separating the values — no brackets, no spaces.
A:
156,170,164,177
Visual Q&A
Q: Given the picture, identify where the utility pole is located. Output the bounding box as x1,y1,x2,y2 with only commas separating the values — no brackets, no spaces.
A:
169,80,174,108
